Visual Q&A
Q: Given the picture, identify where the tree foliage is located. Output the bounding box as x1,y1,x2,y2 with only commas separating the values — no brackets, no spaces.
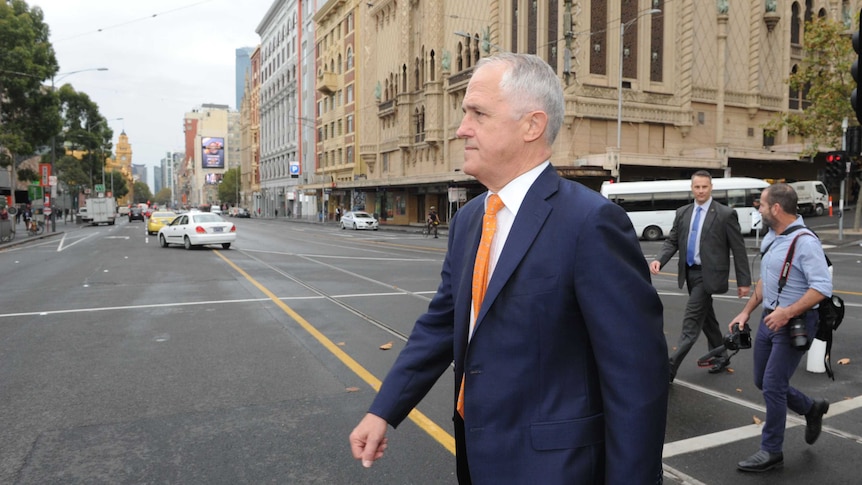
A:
153,187,171,206
765,17,855,155
132,181,152,204
217,167,240,206
0,0,60,165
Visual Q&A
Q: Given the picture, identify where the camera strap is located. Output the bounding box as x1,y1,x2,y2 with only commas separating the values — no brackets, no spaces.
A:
777,232,814,293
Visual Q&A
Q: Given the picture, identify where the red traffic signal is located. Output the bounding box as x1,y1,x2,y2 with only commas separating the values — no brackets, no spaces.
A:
825,151,847,181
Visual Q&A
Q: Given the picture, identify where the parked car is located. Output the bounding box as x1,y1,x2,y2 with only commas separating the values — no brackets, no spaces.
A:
340,211,379,231
146,211,177,235
211,207,223,215
158,212,236,249
129,207,145,222
235,208,250,218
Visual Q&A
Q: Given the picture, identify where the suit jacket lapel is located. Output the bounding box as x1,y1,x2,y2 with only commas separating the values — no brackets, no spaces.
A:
473,166,557,332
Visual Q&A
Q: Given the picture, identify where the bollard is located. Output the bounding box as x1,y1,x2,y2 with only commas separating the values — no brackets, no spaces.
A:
828,196,833,217
807,338,827,373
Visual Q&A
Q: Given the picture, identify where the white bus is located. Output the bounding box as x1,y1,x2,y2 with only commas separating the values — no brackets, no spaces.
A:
600,177,769,241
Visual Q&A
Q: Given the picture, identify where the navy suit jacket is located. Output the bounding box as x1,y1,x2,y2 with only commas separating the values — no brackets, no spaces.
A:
655,201,751,294
370,165,668,484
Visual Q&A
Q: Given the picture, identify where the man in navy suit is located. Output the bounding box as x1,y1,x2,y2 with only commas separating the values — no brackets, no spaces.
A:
650,171,751,382
350,53,668,484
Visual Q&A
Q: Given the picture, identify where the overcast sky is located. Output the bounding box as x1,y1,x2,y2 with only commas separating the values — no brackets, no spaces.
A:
32,0,274,188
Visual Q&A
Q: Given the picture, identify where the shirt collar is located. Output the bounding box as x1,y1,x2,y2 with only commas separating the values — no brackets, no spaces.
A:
695,198,713,211
491,161,549,215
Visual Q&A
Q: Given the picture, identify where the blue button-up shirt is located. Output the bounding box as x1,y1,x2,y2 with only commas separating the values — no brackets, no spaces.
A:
759,216,832,310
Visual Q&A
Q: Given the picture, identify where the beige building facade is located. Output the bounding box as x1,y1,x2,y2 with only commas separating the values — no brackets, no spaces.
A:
180,105,231,207
302,0,861,226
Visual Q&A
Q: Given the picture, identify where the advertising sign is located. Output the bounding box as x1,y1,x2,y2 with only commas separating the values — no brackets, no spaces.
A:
201,137,225,168
204,173,223,185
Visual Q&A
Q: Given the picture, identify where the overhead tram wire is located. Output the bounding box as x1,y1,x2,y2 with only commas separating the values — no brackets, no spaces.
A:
52,0,216,42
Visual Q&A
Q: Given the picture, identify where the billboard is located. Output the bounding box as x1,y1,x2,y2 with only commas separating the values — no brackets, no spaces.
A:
201,137,225,168
204,173,223,185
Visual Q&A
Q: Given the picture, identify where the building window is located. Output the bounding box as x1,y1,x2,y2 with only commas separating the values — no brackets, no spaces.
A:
590,0,607,75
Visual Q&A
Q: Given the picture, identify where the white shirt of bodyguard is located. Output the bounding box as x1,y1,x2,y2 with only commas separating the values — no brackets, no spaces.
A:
689,198,712,266
468,161,549,341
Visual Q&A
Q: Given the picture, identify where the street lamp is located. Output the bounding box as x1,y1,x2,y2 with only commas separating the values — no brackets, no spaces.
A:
616,9,661,163
48,67,109,232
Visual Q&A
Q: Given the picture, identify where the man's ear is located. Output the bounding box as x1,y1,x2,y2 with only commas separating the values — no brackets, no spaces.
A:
523,111,548,143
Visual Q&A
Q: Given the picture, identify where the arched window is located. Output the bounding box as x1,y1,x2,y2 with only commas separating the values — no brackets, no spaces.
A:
337,54,342,74
789,65,800,110
429,50,436,81
346,48,353,70
791,3,801,45
457,42,464,71
414,57,421,90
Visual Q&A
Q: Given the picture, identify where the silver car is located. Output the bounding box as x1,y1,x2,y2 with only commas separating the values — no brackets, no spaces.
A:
340,211,379,231
158,212,236,249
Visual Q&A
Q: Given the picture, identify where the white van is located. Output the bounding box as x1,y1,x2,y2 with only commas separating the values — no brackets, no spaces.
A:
790,181,828,216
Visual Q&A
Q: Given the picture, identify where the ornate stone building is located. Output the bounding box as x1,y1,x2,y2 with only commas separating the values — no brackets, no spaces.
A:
105,131,134,206
300,0,860,225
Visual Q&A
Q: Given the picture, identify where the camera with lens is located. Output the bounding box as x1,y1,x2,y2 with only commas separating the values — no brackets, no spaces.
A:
788,317,809,350
724,322,752,351
697,323,751,368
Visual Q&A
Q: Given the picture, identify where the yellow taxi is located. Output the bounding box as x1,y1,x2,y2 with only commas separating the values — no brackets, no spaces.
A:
147,211,178,235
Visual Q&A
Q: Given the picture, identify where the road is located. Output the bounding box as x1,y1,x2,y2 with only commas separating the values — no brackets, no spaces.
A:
0,215,860,484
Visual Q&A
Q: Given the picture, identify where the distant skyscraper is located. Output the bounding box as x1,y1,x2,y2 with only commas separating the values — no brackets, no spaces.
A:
235,47,254,110
132,164,147,191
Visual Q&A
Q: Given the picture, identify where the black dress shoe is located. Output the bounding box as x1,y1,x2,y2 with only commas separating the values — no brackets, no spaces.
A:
737,450,783,472
708,359,730,374
805,398,830,444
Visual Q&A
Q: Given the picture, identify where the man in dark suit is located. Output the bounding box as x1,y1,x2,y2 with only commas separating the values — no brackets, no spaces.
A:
350,53,668,484
650,171,751,382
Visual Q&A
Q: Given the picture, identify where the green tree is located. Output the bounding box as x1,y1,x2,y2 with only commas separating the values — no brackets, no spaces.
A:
217,167,240,206
153,187,171,206
55,85,113,190
0,0,61,203
766,17,854,153
132,181,152,204
105,171,128,200
765,16,862,229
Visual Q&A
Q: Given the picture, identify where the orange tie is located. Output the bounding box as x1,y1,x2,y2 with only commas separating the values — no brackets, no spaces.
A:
458,194,504,418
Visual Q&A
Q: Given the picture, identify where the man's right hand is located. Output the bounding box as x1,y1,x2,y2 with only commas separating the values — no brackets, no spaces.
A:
649,260,661,275
349,413,389,468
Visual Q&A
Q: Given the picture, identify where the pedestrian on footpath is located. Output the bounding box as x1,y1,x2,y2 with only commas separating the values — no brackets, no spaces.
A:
730,183,831,472
349,52,667,484
650,170,751,382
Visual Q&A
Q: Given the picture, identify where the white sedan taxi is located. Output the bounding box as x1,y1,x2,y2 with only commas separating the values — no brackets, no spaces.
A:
340,211,379,231
158,212,236,250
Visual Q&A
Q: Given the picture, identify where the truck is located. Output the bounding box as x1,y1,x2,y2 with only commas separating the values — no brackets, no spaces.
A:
790,181,828,216
83,197,117,225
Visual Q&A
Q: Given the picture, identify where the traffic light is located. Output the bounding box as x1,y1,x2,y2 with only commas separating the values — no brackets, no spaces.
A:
825,151,847,181
853,10,862,124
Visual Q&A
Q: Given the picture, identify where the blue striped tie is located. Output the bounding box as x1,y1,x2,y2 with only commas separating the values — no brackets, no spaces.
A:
686,207,702,266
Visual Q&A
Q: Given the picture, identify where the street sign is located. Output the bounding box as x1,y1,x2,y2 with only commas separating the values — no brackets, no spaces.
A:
44,208,53,215
95,184,105,193
49,175,58,186
39,163,51,187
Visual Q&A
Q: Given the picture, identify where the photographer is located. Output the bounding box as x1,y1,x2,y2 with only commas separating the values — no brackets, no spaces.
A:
729,183,831,473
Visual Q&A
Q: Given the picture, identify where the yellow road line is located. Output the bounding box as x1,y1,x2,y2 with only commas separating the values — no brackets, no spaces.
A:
215,250,456,454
